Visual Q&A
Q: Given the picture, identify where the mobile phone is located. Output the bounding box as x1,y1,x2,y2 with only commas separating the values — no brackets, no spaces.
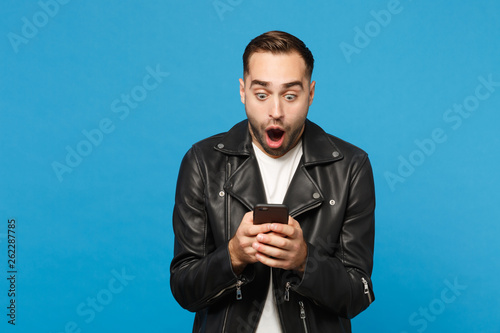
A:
253,204,289,224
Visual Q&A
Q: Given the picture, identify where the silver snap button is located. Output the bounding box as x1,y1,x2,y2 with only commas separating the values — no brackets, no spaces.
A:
329,200,336,206
219,191,225,197
217,143,224,149
313,192,320,199
332,151,339,158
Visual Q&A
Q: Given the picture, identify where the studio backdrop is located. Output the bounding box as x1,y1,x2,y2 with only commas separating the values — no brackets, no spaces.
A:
1,1,499,332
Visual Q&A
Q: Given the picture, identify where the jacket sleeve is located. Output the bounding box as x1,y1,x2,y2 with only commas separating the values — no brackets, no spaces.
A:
290,153,375,318
170,147,241,312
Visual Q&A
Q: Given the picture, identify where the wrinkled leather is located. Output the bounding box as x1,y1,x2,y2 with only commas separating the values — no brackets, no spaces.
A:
170,119,375,333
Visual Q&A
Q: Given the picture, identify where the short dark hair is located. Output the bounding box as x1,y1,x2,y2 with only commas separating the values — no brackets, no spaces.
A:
243,31,314,79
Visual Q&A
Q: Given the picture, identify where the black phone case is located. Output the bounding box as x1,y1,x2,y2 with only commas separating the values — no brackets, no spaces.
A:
253,204,289,224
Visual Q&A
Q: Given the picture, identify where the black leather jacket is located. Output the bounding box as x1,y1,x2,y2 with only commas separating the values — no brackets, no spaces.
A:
170,119,375,332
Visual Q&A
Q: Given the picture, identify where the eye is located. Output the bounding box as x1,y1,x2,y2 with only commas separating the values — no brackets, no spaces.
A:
284,94,296,101
256,93,267,100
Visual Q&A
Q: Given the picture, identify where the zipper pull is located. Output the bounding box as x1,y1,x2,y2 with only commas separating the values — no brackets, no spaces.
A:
236,279,243,300
361,277,373,303
284,281,291,301
299,301,306,319
361,277,369,295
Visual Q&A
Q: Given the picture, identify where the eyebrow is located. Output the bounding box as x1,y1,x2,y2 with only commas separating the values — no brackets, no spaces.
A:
283,81,303,89
250,80,269,87
250,80,303,89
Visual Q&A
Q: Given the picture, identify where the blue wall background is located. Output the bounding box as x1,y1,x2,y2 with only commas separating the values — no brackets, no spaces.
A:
2,1,499,332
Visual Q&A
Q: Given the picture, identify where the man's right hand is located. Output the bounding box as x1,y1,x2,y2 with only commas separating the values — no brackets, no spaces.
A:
228,211,270,275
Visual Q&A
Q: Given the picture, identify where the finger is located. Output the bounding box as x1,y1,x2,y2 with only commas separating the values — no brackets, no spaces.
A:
265,231,287,238
287,216,300,227
269,223,294,238
255,252,280,267
255,252,293,270
271,217,302,237
240,214,271,236
254,244,286,261
256,233,289,250
240,211,254,225
246,223,272,236
253,240,292,262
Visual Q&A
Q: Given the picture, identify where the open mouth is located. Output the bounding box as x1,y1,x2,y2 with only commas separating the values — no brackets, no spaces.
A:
266,128,285,148
267,129,285,141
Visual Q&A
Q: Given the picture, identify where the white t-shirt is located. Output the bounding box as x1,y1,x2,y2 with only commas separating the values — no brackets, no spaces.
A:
253,141,303,333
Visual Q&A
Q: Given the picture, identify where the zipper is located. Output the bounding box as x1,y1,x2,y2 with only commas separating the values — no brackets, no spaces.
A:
221,304,230,332
236,278,244,300
361,277,373,304
284,281,291,301
205,276,245,304
206,282,237,303
298,301,309,333
225,161,232,240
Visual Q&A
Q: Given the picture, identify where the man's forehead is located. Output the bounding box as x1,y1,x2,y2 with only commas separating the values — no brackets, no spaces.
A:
245,51,309,84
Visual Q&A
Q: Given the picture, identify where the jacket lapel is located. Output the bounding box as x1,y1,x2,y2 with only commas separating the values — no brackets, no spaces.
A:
284,120,344,217
283,164,324,218
215,120,267,210
225,154,267,210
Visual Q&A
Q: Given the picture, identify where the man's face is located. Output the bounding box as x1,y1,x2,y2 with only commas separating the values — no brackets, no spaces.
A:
239,51,315,158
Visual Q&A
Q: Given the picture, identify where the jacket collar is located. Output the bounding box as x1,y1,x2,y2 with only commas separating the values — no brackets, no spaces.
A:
216,119,344,216
214,119,344,165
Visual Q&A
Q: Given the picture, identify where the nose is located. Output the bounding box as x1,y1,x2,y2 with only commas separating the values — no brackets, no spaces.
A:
269,97,284,120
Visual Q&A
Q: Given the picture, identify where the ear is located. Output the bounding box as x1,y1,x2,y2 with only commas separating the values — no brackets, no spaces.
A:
239,78,245,104
308,80,316,106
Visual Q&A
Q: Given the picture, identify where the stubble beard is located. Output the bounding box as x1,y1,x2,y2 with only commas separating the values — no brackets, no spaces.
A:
248,119,305,158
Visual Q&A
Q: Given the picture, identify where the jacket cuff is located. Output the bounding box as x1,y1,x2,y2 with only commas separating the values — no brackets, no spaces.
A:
225,241,256,282
279,243,313,290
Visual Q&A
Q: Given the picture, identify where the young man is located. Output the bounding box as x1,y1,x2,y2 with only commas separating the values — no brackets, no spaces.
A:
170,31,375,332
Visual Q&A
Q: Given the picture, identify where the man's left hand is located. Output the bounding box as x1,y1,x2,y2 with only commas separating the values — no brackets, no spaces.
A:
252,216,308,273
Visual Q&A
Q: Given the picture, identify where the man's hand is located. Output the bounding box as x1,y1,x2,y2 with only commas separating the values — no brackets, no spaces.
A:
228,212,270,275
252,216,308,273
